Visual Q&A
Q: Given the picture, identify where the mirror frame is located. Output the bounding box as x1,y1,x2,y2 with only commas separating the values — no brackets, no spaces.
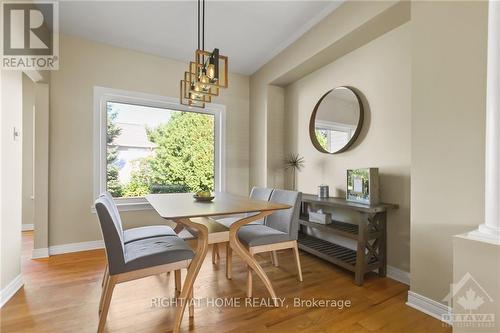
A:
309,86,364,154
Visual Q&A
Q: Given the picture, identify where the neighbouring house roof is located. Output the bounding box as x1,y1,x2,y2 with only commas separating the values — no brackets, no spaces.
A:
111,122,157,149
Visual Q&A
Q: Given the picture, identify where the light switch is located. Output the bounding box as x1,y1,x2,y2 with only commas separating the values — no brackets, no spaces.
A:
13,127,20,141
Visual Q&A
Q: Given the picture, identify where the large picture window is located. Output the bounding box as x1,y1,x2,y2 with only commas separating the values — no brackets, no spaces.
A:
94,87,225,209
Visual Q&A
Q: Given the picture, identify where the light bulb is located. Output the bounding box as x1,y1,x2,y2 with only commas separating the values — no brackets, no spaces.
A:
207,64,215,80
200,74,210,84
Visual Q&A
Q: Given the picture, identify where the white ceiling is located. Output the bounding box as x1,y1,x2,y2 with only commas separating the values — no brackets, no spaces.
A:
59,1,343,75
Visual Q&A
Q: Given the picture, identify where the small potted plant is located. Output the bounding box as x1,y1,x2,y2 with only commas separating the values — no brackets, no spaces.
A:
284,153,305,191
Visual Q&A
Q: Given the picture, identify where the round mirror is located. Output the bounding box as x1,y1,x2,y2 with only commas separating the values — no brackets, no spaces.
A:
309,86,364,154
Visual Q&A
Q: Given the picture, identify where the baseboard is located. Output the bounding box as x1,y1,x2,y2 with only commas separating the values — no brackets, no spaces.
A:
386,265,410,285
0,274,23,308
49,240,104,255
32,247,49,259
22,224,34,231
406,291,452,324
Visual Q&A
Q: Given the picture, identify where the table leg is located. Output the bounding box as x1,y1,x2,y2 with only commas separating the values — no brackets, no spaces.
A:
172,218,208,333
378,212,387,277
174,223,185,234
229,211,279,305
355,216,369,286
225,242,232,279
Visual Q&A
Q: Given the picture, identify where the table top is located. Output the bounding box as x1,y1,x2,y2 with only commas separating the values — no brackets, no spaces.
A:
301,193,398,213
146,192,290,219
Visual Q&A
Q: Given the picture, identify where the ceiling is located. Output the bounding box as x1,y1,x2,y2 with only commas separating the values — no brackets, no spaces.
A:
59,1,343,75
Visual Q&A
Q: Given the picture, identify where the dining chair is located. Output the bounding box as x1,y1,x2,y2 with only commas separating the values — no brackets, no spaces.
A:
236,189,303,297
216,187,274,278
95,195,195,333
99,192,179,288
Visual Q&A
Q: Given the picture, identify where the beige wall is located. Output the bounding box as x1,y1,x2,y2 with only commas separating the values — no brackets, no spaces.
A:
22,75,35,229
48,35,249,246
33,82,50,250
0,70,23,290
285,23,411,272
411,1,488,302
266,85,285,188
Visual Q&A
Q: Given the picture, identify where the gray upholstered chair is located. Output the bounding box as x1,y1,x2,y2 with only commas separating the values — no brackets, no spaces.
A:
99,192,178,287
237,189,303,297
216,187,274,227
95,195,194,333
215,187,273,278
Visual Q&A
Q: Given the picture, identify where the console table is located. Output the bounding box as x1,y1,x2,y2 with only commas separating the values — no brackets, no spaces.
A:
298,194,398,285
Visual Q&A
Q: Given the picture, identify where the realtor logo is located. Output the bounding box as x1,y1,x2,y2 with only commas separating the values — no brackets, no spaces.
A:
442,272,495,328
1,1,58,70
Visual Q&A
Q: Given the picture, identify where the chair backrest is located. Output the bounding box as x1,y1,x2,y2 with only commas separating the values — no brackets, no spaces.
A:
248,187,274,224
265,189,302,239
100,192,123,233
95,196,126,274
249,187,273,201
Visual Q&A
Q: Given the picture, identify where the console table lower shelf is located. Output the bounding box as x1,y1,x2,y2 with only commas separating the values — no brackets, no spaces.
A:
298,232,378,283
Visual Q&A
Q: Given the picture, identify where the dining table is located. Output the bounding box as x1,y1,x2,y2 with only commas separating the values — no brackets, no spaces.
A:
146,192,291,333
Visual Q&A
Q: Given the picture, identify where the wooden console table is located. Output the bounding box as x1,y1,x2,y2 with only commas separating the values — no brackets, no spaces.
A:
298,194,398,285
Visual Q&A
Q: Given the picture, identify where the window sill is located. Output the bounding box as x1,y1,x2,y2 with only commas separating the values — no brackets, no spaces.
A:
91,199,154,213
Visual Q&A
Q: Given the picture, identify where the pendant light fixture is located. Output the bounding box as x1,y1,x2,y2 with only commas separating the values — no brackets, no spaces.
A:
180,0,228,108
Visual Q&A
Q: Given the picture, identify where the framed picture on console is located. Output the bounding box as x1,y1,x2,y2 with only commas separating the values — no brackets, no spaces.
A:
346,168,379,205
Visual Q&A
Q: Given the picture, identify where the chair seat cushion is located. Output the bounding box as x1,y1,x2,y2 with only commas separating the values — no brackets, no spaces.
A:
123,225,177,244
237,225,292,247
217,214,264,228
123,236,194,273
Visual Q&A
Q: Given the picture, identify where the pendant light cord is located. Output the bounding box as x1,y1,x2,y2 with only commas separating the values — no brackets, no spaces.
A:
197,0,200,50
202,0,205,51
197,0,205,51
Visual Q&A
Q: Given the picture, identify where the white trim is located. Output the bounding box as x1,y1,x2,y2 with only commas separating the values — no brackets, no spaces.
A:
49,240,104,255
32,247,49,259
92,86,226,212
467,227,500,245
0,274,23,308
22,224,34,231
406,291,452,325
386,265,410,285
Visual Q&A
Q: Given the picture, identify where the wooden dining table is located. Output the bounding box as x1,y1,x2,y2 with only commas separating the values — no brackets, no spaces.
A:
146,192,291,333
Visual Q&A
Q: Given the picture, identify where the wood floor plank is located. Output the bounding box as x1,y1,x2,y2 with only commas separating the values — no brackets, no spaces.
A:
0,232,450,333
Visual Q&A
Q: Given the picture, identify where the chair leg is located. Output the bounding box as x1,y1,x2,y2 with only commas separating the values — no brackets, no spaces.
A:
212,244,219,264
225,242,232,279
101,264,108,287
246,265,253,298
292,242,303,282
98,275,116,333
188,287,194,318
174,270,182,298
98,279,106,313
271,251,279,267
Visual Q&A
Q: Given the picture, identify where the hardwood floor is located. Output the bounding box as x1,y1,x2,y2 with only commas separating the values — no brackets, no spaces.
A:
1,232,450,333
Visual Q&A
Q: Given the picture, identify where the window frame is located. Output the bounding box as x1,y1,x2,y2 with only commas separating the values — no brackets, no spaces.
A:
93,86,226,211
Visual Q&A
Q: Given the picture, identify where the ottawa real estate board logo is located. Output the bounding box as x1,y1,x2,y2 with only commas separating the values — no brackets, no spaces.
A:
442,272,495,328
1,1,58,70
